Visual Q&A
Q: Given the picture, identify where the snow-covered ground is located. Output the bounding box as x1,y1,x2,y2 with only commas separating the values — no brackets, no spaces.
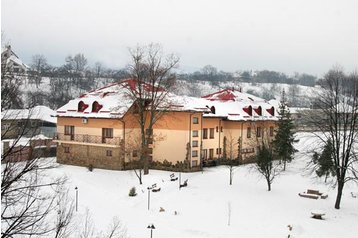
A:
46,132,358,238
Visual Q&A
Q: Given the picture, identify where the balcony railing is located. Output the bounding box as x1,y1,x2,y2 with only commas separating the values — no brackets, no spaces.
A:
56,133,121,145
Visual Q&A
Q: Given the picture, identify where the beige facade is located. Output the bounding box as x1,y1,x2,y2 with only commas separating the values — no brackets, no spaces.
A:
56,110,276,170
54,80,280,171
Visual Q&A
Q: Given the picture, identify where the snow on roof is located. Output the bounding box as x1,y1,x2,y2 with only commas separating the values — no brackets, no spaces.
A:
57,82,132,119
7,55,30,69
1,45,30,70
1,106,57,124
201,89,277,121
56,80,278,121
202,88,265,102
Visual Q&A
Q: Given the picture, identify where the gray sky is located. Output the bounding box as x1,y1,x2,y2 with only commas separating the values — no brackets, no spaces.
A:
2,0,358,76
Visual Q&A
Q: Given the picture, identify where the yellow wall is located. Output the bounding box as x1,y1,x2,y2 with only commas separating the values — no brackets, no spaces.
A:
57,114,277,166
57,117,124,137
121,111,203,166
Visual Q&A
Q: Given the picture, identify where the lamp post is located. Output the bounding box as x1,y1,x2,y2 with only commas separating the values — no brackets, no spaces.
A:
147,186,152,210
179,172,181,190
147,224,155,238
75,187,78,212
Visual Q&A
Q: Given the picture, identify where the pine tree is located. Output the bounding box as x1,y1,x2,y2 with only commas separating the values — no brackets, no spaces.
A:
273,90,297,171
255,143,279,191
312,139,336,183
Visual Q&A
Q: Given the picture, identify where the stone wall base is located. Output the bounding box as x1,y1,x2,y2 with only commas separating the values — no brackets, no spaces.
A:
57,143,124,170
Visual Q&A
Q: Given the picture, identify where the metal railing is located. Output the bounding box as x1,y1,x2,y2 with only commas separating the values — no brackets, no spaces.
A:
56,133,121,145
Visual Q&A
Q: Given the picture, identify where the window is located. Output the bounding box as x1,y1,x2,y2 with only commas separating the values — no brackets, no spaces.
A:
92,101,103,112
270,126,274,137
31,121,37,127
64,125,74,135
203,128,208,139
78,101,88,112
64,147,70,153
209,149,214,159
132,150,138,157
193,117,199,124
102,128,113,138
246,127,251,138
192,160,198,167
192,140,198,147
1,123,10,130
256,127,261,137
64,125,75,140
102,128,113,143
216,126,218,132
106,150,112,157
221,126,223,132
242,148,255,154
192,130,198,137
216,148,222,155
192,150,198,157
203,149,208,159
209,128,214,139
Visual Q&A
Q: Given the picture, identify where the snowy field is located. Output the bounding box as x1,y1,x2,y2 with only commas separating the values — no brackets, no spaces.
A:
49,133,358,238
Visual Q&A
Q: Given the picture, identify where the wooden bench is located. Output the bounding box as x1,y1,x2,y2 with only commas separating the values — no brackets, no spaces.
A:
180,179,188,188
299,189,328,199
152,187,161,192
307,189,322,196
170,173,178,181
311,210,325,219
299,193,319,199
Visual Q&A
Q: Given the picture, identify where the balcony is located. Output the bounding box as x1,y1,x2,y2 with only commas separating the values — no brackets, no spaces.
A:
56,133,121,146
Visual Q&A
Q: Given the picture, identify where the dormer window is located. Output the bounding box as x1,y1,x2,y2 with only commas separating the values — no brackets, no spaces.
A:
92,101,103,113
266,106,275,116
78,101,88,112
210,106,216,114
254,106,262,116
243,105,252,116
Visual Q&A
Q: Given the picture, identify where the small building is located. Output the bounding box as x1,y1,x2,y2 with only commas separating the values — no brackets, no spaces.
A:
1,45,30,74
1,105,57,139
54,79,278,171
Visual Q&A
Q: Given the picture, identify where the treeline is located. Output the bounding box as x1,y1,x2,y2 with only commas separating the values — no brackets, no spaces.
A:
18,53,129,109
179,65,317,87
3,52,318,110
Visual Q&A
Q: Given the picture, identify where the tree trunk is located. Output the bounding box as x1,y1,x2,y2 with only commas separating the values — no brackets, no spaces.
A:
334,180,344,209
283,160,286,171
267,178,271,191
229,168,232,185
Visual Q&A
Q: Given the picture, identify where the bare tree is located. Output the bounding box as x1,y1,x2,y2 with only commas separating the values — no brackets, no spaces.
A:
101,217,128,238
125,43,179,174
78,209,95,238
254,142,281,191
223,134,240,185
307,67,358,209
125,131,165,184
1,51,24,109
125,133,145,184
30,54,48,88
77,210,127,238
94,62,104,78
54,189,75,238
1,108,71,237
288,84,300,106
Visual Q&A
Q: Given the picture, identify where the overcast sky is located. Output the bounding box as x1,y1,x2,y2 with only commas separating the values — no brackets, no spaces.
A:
2,0,358,76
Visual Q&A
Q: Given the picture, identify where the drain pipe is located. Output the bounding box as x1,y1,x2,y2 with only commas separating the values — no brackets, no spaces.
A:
119,118,126,170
